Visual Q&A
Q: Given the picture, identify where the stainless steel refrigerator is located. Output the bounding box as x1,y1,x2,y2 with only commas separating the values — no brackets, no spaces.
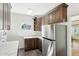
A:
42,24,67,56
42,24,56,56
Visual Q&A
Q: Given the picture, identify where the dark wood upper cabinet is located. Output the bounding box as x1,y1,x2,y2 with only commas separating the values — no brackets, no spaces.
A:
47,15,49,24
42,15,49,25
42,16,44,25
48,12,55,24
42,3,68,25
0,3,11,30
55,9,60,23
55,4,68,23
45,15,49,25
34,17,41,31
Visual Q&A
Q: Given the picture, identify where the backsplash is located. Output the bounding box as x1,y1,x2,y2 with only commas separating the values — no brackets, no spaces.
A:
34,31,41,36
0,30,7,48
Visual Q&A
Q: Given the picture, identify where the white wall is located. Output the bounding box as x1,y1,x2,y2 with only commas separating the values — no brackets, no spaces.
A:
70,15,79,21
11,13,35,36
7,13,41,48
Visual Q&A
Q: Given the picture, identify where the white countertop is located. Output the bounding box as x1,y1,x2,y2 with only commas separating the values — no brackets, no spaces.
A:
24,36,43,39
0,41,19,56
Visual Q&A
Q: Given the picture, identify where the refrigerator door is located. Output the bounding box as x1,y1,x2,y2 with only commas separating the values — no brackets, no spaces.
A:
42,24,55,40
42,24,55,56
42,38,52,56
42,25,48,38
46,41,56,56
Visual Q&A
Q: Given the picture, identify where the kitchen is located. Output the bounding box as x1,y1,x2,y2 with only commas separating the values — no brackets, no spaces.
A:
0,3,79,56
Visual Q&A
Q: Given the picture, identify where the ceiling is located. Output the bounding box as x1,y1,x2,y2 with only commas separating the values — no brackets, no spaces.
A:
11,3,79,17
11,3,60,16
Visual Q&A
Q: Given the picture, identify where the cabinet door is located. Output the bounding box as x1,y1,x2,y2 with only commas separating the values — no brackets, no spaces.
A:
38,39,42,52
34,38,39,49
42,16,48,25
55,5,67,23
38,17,41,31
24,38,39,51
59,6,67,22
45,15,49,25
31,39,35,49
0,3,3,30
34,17,41,31
48,13,55,24
53,13,56,23
24,39,32,51
42,17,45,25
42,17,44,25
48,13,52,24
44,16,47,25
55,9,60,23
36,17,41,31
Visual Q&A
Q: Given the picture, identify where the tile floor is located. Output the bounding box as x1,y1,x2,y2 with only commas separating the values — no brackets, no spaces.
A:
18,49,42,56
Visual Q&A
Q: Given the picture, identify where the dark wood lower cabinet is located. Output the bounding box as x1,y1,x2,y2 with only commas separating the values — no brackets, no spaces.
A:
38,39,42,52
24,39,32,51
24,38,42,52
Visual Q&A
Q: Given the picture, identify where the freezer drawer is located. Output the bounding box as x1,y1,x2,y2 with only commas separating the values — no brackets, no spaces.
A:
42,38,55,56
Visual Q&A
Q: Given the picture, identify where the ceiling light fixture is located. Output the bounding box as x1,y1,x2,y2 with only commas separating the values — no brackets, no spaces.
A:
27,8,33,15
